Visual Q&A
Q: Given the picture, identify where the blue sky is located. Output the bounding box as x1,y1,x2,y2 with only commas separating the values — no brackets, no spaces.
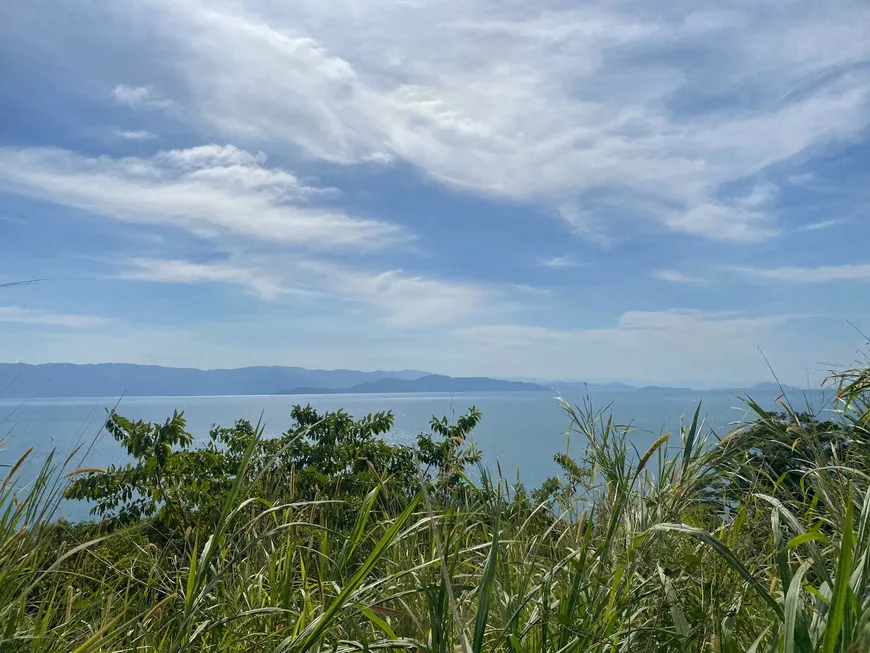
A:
0,0,868,386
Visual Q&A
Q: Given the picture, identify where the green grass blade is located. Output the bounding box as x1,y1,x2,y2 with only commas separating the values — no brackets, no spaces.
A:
335,486,380,579
657,564,690,638
472,512,500,653
280,493,421,653
756,493,833,588
357,606,399,640
184,533,198,612
650,523,784,620
784,561,811,653
681,402,702,481
822,483,854,653
746,626,773,653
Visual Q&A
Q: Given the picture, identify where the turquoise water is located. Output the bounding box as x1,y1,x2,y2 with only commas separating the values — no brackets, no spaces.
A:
0,389,832,520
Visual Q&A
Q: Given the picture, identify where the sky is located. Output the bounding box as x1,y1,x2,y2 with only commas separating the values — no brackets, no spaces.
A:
0,0,868,387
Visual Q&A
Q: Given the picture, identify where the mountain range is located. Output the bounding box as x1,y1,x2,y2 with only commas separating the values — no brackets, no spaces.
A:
0,363,428,398
287,375,549,394
548,381,801,394
0,363,803,399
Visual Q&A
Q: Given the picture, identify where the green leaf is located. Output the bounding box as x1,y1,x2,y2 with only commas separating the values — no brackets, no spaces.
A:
278,493,422,653
784,561,810,653
787,532,827,549
334,486,380,579
746,626,773,653
650,523,784,620
357,606,398,640
822,484,854,653
657,565,690,638
681,402,702,481
472,514,500,653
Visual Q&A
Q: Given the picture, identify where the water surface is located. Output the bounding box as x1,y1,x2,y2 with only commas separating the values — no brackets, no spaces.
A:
0,389,831,520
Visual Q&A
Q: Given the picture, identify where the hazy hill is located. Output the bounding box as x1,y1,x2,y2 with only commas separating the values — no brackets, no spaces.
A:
0,363,428,398
0,363,810,398
747,382,803,393
287,374,551,394
638,385,693,393
549,381,637,394
549,381,806,395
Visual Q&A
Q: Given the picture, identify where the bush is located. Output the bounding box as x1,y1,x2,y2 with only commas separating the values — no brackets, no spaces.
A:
1,365,869,652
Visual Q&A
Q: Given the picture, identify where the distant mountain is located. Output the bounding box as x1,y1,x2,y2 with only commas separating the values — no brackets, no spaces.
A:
0,363,812,398
0,363,428,398
547,381,805,394
549,381,637,394
638,385,693,393
286,374,550,394
586,381,637,392
747,382,803,393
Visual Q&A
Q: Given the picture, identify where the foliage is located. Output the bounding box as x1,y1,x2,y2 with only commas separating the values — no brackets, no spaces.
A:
2,361,870,652
64,411,210,527
65,404,484,531
726,409,868,501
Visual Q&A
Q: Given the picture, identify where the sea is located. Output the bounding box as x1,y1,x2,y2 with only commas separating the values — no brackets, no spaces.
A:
0,388,835,521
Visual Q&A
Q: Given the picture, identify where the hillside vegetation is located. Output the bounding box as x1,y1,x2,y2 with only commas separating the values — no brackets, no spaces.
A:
1,362,869,652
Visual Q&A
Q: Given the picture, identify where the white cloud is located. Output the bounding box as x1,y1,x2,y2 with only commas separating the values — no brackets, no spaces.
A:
112,84,150,105
453,309,814,382
457,310,799,348
540,254,579,268
0,306,109,330
113,129,157,141
119,258,290,300
797,219,844,232
557,204,616,247
614,309,796,333
300,261,489,328
0,145,403,249
112,84,173,109
650,269,702,284
663,199,777,243
103,0,870,243
119,256,490,328
739,264,870,283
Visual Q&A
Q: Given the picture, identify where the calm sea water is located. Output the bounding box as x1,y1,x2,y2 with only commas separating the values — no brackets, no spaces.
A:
1,389,832,520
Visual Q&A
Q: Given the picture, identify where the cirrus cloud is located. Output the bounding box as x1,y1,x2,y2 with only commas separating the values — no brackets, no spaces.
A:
453,309,817,383
650,270,704,284
0,145,404,249
738,264,870,283
118,256,493,329
0,306,110,330
105,0,870,243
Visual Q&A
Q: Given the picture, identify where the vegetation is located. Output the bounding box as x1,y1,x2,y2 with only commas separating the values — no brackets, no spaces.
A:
1,362,870,652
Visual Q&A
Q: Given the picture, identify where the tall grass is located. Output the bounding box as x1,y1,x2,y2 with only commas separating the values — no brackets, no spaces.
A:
1,366,868,652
